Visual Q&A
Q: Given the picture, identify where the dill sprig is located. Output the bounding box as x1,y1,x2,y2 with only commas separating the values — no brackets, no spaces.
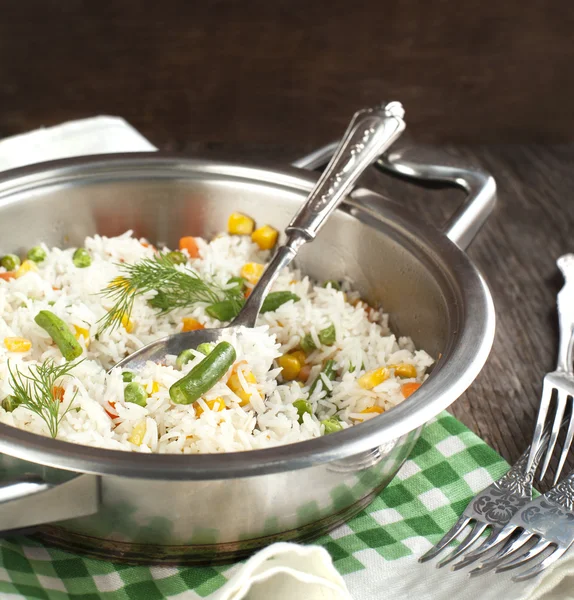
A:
7,359,81,438
98,253,242,334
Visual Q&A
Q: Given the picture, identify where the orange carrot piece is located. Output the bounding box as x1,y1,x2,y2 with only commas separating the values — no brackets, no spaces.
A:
0,272,15,281
401,382,422,398
179,236,199,258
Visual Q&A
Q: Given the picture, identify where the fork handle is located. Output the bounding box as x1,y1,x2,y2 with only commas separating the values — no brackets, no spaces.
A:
556,254,574,372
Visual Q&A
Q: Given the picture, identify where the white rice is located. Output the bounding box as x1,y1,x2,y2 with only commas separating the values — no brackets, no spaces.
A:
0,232,433,453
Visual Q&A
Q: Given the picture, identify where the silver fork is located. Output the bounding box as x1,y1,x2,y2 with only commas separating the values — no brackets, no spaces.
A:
468,470,574,581
419,439,547,569
527,254,574,484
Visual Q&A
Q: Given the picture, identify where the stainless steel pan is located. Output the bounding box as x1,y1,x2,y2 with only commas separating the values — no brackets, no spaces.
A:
0,144,496,564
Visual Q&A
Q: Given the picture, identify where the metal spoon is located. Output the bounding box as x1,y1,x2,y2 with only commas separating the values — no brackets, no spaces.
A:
113,102,406,372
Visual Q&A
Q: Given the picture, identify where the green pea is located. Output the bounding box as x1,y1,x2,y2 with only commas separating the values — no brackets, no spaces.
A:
2,395,21,412
197,343,214,356
27,246,47,263
321,416,343,435
0,254,20,271
122,371,135,383
48,300,56,306
166,251,187,265
323,280,341,291
72,248,91,268
124,382,147,406
293,399,312,424
176,349,195,369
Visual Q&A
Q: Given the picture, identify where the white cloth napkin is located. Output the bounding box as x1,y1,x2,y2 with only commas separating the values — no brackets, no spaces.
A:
1,116,573,600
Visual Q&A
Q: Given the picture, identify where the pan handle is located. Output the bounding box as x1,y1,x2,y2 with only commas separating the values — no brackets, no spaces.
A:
292,141,496,251
0,474,100,532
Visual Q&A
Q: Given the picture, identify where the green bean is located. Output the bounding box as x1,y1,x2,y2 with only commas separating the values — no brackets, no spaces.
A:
227,276,246,292
1,254,20,271
206,291,301,322
72,248,91,268
348,364,356,373
170,341,236,405
261,291,300,313
2,395,21,412
321,416,343,435
176,349,195,370
122,371,135,383
301,323,336,354
309,359,336,397
166,251,187,265
34,310,83,360
197,343,214,355
124,382,147,406
323,280,341,291
293,399,312,424
27,246,47,263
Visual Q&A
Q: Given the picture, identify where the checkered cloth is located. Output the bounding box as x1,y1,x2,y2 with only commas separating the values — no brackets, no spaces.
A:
0,413,515,599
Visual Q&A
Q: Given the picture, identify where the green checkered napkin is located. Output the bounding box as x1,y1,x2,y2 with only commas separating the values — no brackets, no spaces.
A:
0,413,509,599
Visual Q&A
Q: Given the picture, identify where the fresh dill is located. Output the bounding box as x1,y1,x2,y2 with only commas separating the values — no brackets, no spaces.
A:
7,359,82,438
98,253,243,334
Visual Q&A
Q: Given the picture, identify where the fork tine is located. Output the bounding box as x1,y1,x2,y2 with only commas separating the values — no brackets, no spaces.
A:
527,380,553,472
494,541,552,573
435,523,488,568
451,528,508,571
512,545,568,582
468,529,531,576
554,398,574,484
418,515,471,563
539,389,568,480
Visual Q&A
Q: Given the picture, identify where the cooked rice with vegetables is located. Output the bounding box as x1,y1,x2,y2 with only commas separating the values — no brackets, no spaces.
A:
0,213,433,453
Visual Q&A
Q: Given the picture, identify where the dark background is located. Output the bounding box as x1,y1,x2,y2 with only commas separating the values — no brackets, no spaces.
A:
1,1,574,471
1,1,574,148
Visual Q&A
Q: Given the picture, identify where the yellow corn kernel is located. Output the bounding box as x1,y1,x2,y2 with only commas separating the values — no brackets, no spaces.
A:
15,260,38,279
121,313,134,333
389,363,417,379
148,381,160,395
251,225,278,250
4,337,32,352
182,317,204,332
277,354,302,381
240,262,265,285
194,397,225,417
357,367,390,390
290,350,306,366
128,421,147,446
228,212,255,235
227,369,257,406
74,325,90,348
361,406,385,415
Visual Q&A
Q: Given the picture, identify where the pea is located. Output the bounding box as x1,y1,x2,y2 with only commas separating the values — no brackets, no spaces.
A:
124,382,147,406
1,254,20,271
197,343,214,356
2,395,21,412
176,349,195,370
27,246,47,263
293,399,312,424
166,251,187,265
72,248,91,268
122,371,135,383
321,416,343,435
323,280,341,291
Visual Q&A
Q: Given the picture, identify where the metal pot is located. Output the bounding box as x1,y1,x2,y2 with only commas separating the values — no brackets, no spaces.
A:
0,144,496,564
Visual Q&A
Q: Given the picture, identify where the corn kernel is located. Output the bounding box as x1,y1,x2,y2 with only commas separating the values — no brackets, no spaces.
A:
357,367,389,390
277,354,302,381
227,369,257,406
291,350,306,366
74,325,90,348
148,381,161,395
15,260,38,279
389,363,417,379
401,382,422,398
228,212,255,235
194,397,225,417
121,313,134,333
251,225,278,250
128,421,147,446
240,262,265,285
361,406,384,415
4,337,32,352
182,317,204,332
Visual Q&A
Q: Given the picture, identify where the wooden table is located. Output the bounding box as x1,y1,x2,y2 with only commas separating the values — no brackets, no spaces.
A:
167,141,574,478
